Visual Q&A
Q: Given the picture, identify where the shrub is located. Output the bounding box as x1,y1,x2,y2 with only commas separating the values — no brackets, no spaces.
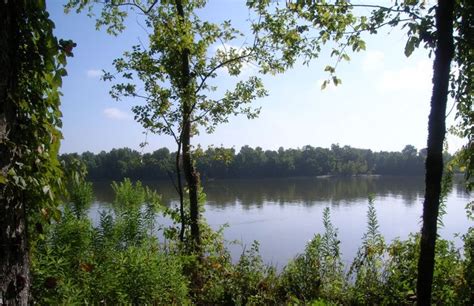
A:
348,196,387,305
279,207,346,303
32,178,189,305
384,234,466,305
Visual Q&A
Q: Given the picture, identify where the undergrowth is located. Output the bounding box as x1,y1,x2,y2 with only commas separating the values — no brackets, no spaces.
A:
32,179,474,305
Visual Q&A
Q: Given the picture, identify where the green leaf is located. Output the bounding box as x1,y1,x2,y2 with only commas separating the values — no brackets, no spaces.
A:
321,80,328,90
52,208,62,222
404,36,419,57
324,65,335,73
53,73,63,87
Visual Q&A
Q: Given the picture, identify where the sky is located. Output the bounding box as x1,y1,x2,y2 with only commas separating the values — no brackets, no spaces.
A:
47,0,465,154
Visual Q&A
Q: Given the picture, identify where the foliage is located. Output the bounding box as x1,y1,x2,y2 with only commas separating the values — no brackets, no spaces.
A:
0,1,75,301
245,3,471,301
228,242,278,305
32,177,474,305
65,0,272,252
384,233,468,305
32,178,189,305
448,0,473,191
111,178,160,209
347,196,386,305
461,227,474,304
0,0,74,241
280,207,346,303
67,180,94,219
62,143,441,181
33,177,288,304
93,1,268,136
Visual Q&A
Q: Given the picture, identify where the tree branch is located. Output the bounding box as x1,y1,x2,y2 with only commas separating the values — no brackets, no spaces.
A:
194,52,252,95
191,98,225,123
105,0,160,15
286,2,424,20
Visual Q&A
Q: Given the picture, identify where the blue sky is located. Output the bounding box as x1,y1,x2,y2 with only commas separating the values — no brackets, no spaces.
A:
47,1,464,154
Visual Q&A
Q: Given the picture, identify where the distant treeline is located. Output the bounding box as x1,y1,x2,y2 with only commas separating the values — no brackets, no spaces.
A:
60,144,454,181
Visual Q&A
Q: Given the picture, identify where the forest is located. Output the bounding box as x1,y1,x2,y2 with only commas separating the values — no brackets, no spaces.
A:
62,144,440,180
0,0,472,305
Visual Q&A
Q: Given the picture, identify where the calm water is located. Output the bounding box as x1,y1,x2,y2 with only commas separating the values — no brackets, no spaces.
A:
91,176,472,268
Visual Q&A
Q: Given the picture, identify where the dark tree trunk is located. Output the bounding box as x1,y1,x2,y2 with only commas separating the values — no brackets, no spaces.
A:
175,0,201,251
0,1,30,305
175,142,186,242
182,121,201,251
416,0,455,304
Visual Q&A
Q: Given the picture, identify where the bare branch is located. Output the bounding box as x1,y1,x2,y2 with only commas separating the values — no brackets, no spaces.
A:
103,0,159,15
191,98,225,123
286,2,425,20
194,52,252,95
161,113,180,145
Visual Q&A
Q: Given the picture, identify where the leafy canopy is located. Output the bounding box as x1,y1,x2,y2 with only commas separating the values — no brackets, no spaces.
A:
67,0,268,141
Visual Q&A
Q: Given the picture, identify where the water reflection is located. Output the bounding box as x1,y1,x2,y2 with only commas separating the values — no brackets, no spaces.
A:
92,175,451,208
91,175,471,266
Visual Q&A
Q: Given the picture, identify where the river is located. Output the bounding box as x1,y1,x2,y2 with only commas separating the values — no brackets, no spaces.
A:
90,175,472,268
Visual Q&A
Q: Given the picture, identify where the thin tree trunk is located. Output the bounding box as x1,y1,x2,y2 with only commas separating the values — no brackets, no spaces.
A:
175,141,186,242
182,121,201,251
416,0,455,304
0,1,30,305
175,0,201,251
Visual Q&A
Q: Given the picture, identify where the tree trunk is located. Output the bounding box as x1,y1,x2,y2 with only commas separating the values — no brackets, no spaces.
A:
175,142,186,242
182,121,201,251
175,0,201,251
416,0,455,304
0,1,30,305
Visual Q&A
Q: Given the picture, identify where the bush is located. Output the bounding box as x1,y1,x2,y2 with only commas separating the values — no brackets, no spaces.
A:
229,241,279,305
279,207,346,303
461,226,474,304
32,178,189,305
384,234,466,305
348,196,387,305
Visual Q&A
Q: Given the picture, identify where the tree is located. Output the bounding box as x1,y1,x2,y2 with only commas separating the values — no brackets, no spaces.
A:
248,0,471,303
449,1,473,191
70,143,430,180
402,145,418,158
0,1,71,303
415,1,456,303
66,0,267,251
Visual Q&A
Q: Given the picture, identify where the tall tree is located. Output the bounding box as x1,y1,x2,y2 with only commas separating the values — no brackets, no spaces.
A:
66,0,267,251
416,1,455,303
0,0,71,303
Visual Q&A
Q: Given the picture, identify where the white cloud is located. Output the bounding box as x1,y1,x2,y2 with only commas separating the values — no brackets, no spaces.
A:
362,50,385,72
378,59,433,92
103,107,131,120
86,69,102,78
